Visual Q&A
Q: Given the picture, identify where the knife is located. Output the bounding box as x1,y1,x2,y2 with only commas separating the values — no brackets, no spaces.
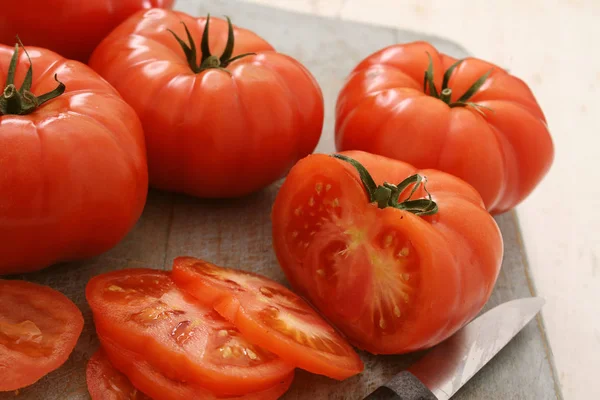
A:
363,297,545,400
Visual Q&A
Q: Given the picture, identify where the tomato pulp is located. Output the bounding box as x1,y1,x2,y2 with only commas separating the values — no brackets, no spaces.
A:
0,280,83,391
86,269,294,396
172,257,364,380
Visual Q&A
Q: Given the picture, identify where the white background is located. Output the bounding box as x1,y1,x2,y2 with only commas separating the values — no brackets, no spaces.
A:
240,1,599,398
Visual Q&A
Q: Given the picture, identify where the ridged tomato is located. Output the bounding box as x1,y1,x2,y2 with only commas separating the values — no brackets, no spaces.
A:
90,9,324,198
336,42,553,214
272,151,503,354
0,43,148,275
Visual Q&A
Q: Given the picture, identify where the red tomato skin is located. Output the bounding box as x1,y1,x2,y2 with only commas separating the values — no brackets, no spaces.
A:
0,46,148,275
0,0,174,62
272,151,503,354
0,280,84,391
335,41,554,214
89,9,324,198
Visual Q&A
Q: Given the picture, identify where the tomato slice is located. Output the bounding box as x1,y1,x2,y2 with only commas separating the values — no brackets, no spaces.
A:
86,269,293,396
0,280,83,391
171,258,364,380
99,334,294,400
87,348,150,400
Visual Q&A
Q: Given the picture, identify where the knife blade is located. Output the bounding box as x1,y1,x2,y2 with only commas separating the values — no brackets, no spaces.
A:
363,297,545,400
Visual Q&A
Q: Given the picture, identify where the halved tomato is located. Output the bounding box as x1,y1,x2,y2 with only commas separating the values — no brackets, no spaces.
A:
271,151,503,354
99,334,294,400
86,269,293,396
171,258,364,380
86,348,150,400
0,280,84,391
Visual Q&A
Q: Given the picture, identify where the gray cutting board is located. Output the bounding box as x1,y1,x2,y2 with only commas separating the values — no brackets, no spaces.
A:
1,1,561,399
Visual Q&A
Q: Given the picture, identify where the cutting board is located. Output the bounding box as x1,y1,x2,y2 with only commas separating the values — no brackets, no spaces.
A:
1,0,561,399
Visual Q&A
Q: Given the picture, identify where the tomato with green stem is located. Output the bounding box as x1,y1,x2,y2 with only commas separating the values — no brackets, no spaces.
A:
89,9,324,198
272,151,503,354
0,42,147,275
336,41,553,214
172,257,364,380
0,44,148,275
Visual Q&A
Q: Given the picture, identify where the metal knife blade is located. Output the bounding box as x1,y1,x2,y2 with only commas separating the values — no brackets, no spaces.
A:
364,297,545,400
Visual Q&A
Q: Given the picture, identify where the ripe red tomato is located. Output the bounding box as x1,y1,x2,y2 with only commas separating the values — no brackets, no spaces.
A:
87,348,151,400
89,9,324,198
272,151,503,354
86,269,294,396
0,280,83,391
98,335,294,400
0,43,148,275
172,257,364,380
0,1,174,62
336,41,554,214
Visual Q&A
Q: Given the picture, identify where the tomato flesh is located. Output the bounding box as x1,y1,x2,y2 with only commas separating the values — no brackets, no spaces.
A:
98,335,293,400
274,159,422,342
87,348,150,400
290,187,422,335
172,258,364,380
0,280,83,391
86,269,293,396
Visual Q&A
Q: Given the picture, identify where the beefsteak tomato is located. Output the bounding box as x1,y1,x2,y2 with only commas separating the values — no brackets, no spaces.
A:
0,43,148,275
89,9,324,198
335,41,554,214
0,0,174,62
0,280,83,391
272,151,503,354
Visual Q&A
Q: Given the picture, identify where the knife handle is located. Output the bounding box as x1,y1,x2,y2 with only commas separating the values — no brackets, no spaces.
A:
363,371,438,400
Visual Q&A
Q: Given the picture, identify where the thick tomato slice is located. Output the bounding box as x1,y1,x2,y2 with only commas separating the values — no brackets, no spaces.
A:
86,269,293,396
87,348,150,400
172,258,363,380
0,280,84,391
99,335,294,400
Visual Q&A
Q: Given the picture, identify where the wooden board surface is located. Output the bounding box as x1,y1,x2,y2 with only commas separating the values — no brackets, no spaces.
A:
1,1,561,399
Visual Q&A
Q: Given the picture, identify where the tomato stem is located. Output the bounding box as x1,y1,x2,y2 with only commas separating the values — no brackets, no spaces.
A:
0,39,65,116
440,88,452,103
168,15,256,74
332,154,438,216
423,52,494,114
